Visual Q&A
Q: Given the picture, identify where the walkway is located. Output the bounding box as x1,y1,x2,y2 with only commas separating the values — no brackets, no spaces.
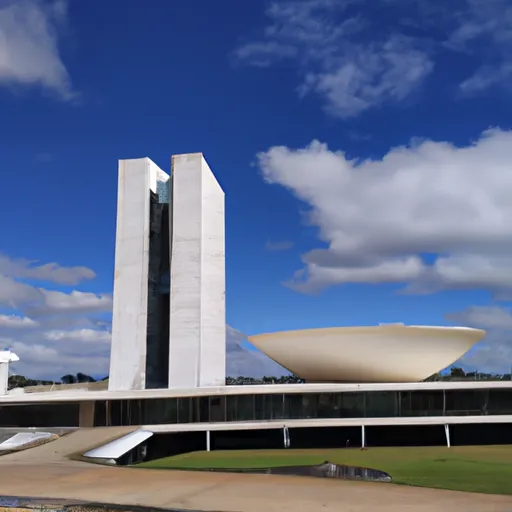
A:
0,429,510,512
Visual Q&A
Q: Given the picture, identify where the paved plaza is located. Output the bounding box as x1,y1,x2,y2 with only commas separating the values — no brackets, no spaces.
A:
0,429,510,512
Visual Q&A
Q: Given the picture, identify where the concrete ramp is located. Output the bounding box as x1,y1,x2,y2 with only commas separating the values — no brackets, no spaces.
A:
84,429,153,460
0,432,53,451
0,427,137,466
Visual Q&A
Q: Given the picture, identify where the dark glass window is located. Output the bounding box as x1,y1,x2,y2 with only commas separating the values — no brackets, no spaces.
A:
0,403,79,428
445,390,487,416
209,396,225,422
487,390,512,414
339,392,365,418
283,394,304,419
317,393,339,418
143,398,178,424
365,392,398,417
226,395,255,421
177,398,192,423
400,391,444,417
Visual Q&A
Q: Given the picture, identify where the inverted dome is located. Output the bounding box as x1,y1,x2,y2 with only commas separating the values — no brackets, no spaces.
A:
248,325,485,383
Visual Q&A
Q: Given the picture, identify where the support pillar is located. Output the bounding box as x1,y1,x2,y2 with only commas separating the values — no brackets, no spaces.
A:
283,426,290,448
79,401,96,428
206,430,211,452
361,425,366,448
444,424,451,448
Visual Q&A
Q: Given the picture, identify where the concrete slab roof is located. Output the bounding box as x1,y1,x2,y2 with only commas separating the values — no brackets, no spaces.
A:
1,380,511,405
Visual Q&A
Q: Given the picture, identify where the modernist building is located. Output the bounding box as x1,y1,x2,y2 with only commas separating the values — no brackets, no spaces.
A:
108,154,226,392
0,152,505,462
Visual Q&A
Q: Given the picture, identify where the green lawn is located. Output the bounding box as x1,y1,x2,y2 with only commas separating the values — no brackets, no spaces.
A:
137,445,512,495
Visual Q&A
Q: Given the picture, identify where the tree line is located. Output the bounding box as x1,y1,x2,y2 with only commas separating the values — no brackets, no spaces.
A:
8,367,510,390
8,372,106,389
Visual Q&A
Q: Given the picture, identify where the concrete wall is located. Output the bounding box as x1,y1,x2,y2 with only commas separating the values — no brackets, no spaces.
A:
168,153,226,388
109,158,169,391
199,157,226,386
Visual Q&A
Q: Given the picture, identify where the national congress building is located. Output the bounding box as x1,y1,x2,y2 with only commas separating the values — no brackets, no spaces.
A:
0,153,507,463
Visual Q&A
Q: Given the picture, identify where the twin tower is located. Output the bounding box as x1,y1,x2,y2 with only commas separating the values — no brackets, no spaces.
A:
108,154,226,391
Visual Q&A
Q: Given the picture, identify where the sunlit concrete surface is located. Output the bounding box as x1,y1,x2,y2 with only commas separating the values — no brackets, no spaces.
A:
0,463,509,512
169,153,226,389
249,325,486,383
0,429,509,512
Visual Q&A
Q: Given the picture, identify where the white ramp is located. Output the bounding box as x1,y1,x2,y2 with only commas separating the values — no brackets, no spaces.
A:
83,429,153,459
0,432,53,451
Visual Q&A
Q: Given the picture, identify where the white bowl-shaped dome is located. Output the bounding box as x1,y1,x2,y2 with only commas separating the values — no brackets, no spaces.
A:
248,325,486,383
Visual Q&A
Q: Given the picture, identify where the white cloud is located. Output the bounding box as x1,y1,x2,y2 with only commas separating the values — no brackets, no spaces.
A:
0,253,95,285
9,340,110,380
446,305,512,331
234,0,512,117
0,274,42,308
43,328,111,343
0,0,75,99
445,305,512,374
445,0,512,94
0,254,109,316
29,289,112,316
257,128,512,297
234,0,433,118
0,251,112,378
0,314,37,329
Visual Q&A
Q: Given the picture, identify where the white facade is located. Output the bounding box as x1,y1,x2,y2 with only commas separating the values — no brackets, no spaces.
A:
109,154,225,391
249,325,486,383
109,158,170,391
169,154,226,388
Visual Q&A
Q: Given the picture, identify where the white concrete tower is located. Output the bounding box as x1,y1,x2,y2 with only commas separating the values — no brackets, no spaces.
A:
168,153,226,388
109,154,225,391
109,158,170,391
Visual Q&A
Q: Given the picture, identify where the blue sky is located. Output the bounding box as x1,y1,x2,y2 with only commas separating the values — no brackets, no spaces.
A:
1,0,512,379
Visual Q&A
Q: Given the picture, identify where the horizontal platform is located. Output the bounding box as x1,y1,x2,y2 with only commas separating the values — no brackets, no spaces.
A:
144,414,512,433
3,380,512,404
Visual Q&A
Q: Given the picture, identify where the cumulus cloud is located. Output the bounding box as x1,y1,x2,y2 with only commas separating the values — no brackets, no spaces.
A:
0,274,42,308
0,253,108,317
0,0,75,99
445,305,512,374
446,306,512,330
0,253,95,285
9,340,110,381
234,0,512,117
43,328,111,343
28,289,112,316
0,314,38,329
257,128,512,297
0,252,112,379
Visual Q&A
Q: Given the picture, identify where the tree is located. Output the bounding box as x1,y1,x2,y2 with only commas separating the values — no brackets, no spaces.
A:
76,373,96,383
450,367,466,378
61,374,77,384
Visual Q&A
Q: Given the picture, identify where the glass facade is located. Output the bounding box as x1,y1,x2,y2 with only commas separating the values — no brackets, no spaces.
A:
0,388,510,428
101,388,512,426
145,192,171,389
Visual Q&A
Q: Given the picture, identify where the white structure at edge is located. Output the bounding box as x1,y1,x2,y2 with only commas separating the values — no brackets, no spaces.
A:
109,154,226,391
0,349,19,396
249,325,486,383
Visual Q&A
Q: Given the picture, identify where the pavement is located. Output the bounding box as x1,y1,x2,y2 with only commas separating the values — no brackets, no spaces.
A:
0,429,510,512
